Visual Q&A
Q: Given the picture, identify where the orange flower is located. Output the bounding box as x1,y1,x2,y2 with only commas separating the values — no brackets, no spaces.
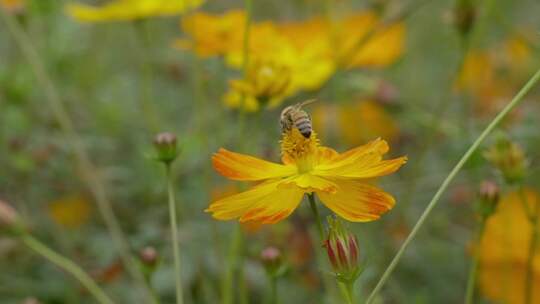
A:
206,127,406,224
176,10,246,57
479,189,540,303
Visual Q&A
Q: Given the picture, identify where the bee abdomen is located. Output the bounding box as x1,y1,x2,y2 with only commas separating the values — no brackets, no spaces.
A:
294,116,312,138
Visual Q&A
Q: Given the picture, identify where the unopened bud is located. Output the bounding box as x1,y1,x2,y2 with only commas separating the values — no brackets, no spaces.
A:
477,180,500,217
260,246,283,277
0,200,19,231
484,135,527,184
374,80,399,106
324,217,361,283
139,246,159,280
139,246,158,268
153,132,179,164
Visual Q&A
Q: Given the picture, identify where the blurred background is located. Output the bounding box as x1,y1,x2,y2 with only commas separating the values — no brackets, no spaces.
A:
1,0,540,303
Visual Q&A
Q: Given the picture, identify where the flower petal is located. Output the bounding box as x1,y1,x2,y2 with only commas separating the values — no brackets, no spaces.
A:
314,138,407,179
206,180,304,224
213,148,296,181
316,179,395,222
280,174,338,193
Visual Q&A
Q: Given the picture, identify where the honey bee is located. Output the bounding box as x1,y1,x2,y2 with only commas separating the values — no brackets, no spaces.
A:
280,99,316,138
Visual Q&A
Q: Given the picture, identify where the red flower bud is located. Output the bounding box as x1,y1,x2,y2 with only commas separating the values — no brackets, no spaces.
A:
324,217,362,283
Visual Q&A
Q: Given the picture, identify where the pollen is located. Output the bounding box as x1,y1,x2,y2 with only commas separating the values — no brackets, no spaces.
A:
280,128,320,172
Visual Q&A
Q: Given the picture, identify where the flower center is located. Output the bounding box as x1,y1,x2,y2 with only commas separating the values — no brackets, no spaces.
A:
280,128,319,173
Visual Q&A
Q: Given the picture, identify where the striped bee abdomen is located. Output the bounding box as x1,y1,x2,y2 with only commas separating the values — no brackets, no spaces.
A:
294,112,312,138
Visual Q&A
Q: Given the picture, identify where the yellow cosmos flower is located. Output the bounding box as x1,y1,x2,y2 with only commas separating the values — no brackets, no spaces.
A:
339,100,399,145
206,128,407,224
479,189,540,303
176,10,246,57
66,0,203,22
456,35,533,115
278,12,405,69
333,12,405,69
224,59,293,112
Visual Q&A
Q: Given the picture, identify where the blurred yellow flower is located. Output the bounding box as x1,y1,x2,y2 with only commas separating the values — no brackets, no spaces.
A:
66,0,203,22
0,0,25,14
178,10,404,111
278,12,405,69
456,36,533,115
176,10,246,57
332,12,405,69
311,101,398,146
224,59,293,112
206,126,406,224
48,195,92,228
339,100,398,145
479,189,540,303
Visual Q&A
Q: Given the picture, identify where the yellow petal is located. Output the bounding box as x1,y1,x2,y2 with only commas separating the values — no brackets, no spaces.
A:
213,148,295,181
280,174,337,193
314,138,407,179
316,179,395,222
206,180,304,224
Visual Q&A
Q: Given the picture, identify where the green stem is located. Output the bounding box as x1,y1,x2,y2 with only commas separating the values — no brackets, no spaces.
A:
521,186,538,304
237,0,253,141
464,216,487,304
21,235,115,304
337,281,354,304
0,7,153,301
268,275,277,304
133,20,160,133
166,165,184,304
308,193,324,240
365,67,540,304
222,225,243,304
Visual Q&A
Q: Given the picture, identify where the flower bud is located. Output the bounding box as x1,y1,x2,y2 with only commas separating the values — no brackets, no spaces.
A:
139,246,159,280
477,180,500,217
0,200,22,234
324,217,361,283
153,132,179,164
260,246,284,277
139,246,159,268
0,200,19,231
484,135,526,184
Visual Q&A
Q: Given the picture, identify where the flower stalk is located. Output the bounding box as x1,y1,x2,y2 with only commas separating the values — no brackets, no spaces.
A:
20,233,114,304
308,193,324,240
464,216,486,304
366,66,540,303
154,132,183,304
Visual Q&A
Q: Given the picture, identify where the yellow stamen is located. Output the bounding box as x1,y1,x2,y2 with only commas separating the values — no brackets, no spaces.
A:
280,128,319,173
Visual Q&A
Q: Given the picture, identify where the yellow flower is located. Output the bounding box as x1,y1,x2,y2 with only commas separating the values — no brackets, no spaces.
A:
66,0,203,22
206,127,407,224
224,59,293,112
48,195,92,228
339,100,399,145
278,12,405,69
456,36,533,115
479,189,540,304
333,12,405,69
176,10,246,57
